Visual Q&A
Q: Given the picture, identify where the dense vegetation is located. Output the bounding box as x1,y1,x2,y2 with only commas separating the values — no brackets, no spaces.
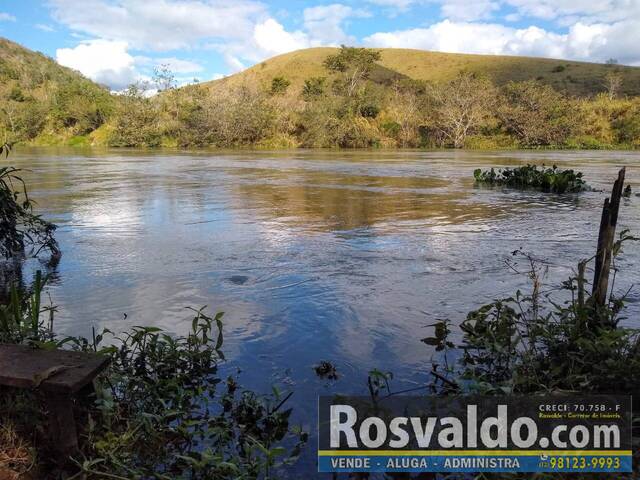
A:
2,38,640,150
371,230,640,473
1,286,306,479
0,38,114,146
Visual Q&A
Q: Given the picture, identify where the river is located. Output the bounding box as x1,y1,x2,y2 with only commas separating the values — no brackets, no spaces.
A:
8,147,640,475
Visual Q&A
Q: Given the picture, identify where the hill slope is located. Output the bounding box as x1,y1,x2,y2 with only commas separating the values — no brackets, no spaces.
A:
206,47,640,97
0,37,113,144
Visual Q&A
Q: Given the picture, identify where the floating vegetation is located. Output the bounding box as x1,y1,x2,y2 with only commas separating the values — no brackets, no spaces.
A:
314,360,338,380
473,164,589,193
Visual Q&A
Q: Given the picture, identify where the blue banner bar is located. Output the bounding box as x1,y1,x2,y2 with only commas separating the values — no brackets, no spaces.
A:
319,454,632,473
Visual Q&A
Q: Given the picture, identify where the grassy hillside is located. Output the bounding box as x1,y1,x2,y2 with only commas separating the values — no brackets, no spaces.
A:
1,38,640,149
206,47,640,97
0,37,114,144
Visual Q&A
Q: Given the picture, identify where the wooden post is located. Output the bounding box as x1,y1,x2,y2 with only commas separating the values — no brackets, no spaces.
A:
46,392,79,457
592,167,626,308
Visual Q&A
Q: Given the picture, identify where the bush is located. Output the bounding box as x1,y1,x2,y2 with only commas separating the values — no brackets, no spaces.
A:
108,85,162,147
431,236,640,398
613,102,640,144
0,279,307,478
463,134,517,149
51,79,113,135
302,77,326,101
0,145,58,260
498,81,578,147
8,86,25,102
425,73,496,148
359,103,379,118
270,76,290,95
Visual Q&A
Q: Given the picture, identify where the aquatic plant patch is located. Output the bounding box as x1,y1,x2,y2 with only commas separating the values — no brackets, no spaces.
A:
473,164,589,193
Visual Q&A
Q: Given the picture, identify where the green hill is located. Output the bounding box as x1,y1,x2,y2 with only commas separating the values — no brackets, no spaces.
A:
0,37,114,144
2,38,640,149
206,47,640,97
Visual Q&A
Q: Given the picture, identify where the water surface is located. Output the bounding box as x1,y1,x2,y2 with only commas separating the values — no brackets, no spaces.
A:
9,148,640,474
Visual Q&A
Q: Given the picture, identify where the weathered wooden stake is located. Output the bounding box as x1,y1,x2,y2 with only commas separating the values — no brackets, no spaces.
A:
592,167,626,308
46,392,79,456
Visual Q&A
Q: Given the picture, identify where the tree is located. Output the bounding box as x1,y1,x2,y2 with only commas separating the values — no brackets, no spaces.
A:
323,46,381,97
109,82,161,147
425,73,495,148
498,80,577,147
153,64,176,91
603,71,623,100
388,80,424,147
270,76,291,95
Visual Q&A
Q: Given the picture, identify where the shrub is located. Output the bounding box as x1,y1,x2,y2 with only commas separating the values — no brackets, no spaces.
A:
0,279,307,478
270,76,291,95
463,134,517,149
425,73,496,148
302,77,326,101
430,235,640,399
498,81,578,147
8,86,25,102
108,84,162,147
51,79,113,135
359,103,379,118
0,144,58,260
613,102,640,144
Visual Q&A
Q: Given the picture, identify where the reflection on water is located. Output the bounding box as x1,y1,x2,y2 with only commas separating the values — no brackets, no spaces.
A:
7,148,640,475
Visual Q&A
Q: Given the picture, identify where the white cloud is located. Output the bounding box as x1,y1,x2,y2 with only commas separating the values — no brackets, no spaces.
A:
0,12,16,22
251,4,367,58
364,18,640,65
366,0,418,10
253,18,309,56
440,0,499,21
504,0,640,24
365,20,515,54
149,57,204,73
159,58,203,73
35,23,56,32
223,53,246,72
48,0,267,51
56,39,138,89
303,4,369,45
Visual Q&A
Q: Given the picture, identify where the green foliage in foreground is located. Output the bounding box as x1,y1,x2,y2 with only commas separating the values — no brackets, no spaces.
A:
452,239,639,395
0,145,305,478
0,279,306,479
360,231,640,475
473,164,589,193
0,143,58,259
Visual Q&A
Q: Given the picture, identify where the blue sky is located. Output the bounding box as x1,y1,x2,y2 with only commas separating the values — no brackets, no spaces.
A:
0,0,638,90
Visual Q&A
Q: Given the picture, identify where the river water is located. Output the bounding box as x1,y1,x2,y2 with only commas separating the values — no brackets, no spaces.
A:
8,147,640,474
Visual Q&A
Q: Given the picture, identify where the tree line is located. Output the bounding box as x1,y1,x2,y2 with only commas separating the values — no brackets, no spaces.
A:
2,46,640,149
